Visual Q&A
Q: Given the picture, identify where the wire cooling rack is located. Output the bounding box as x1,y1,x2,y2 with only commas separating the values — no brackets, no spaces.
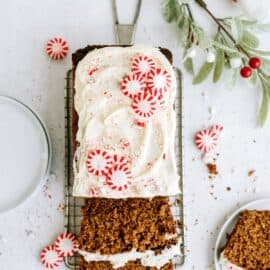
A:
64,68,185,269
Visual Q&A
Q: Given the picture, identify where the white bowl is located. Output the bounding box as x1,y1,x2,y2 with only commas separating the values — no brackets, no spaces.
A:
214,198,270,269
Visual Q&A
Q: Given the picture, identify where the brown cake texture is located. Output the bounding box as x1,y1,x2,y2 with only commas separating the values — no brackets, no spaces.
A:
223,210,270,270
79,258,174,270
78,197,178,255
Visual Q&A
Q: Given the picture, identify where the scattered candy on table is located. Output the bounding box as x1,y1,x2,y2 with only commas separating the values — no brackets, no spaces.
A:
46,37,69,60
40,233,78,269
55,232,78,257
40,245,63,269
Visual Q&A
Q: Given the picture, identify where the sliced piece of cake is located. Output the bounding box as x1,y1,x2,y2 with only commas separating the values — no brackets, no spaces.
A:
219,210,270,270
78,197,181,269
72,45,180,198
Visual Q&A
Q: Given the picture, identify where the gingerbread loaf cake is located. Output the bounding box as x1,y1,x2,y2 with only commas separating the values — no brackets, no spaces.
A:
72,45,181,269
219,210,270,270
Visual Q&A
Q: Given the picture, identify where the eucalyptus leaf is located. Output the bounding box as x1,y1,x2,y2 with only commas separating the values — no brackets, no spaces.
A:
242,46,270,56
250,70,258,86
178,0,190,3
258,82,270,126
193,62,214,84
212,41,240,54
240,31,259,49
193,24,212,49
241,20,258,26
179,18,190,43
161,0,178,23
184,57,194,75
261,58,270,74
213,49,224,83
231,17,243,42
251,23,270,32
177,13,186,29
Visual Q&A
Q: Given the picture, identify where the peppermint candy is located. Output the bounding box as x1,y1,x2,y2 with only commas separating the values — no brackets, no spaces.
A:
106,164,132,191
89,187,99,197
46,38,69,60
131,55,156,76
86,149,113,176
121,73,146,99
55,233,78,257
211,124,224,136
40,245,63,269
112,154,129,166
147,68,172,95
132,92,157,118
195,129,218,153
146,87,166,107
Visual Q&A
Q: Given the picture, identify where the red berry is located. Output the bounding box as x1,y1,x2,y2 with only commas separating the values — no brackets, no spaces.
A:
240,66,252,78
249,57,261,69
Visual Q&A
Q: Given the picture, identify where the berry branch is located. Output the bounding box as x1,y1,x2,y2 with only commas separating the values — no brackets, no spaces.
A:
161,0,270,126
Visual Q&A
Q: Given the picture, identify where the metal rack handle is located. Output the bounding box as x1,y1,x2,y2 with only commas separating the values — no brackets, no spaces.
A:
112,0,142,45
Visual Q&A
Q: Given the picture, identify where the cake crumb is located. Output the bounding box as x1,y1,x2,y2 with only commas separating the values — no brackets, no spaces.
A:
57,203,65,212
226,187,231,191
248,169,256,177
206,163,218,178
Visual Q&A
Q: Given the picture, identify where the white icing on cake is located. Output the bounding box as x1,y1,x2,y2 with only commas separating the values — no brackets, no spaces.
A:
219,252,244,270
73,45,180,198
79,241,181,269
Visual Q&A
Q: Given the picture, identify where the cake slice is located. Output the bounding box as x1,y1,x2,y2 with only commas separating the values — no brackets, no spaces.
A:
219,210,270,270
78,197,181,269
72,45,180,198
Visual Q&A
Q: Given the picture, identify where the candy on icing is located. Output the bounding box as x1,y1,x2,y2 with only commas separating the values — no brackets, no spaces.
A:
73,45,180,198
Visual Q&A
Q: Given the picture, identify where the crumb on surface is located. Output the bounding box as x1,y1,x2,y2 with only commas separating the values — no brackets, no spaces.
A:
248,169,256,177
206,163,218,178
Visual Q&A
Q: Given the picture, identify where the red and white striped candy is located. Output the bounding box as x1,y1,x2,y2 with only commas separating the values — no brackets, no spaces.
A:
132,92,157,118
131,55,156,76
46,38,69,60
211,124,224,136
55,233,78,257
106,164,132,191
121,73,146,99
112,154,129,166
195,129,218,153
86,149,113,176
40,245,63,269
89,186,99,197
146,87,166,107
147,68,172,95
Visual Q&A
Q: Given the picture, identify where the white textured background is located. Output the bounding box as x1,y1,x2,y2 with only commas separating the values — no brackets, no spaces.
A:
0,0,270,269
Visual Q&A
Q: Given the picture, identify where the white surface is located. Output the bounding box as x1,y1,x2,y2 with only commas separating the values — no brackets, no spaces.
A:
0,96,50,213
0,0,270,269
215,198,270,270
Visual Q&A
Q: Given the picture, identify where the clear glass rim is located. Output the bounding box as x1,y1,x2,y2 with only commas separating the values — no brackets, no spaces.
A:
0,95,52,213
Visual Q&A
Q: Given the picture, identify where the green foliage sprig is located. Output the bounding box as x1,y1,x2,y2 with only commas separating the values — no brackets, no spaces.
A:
162,0,270,126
